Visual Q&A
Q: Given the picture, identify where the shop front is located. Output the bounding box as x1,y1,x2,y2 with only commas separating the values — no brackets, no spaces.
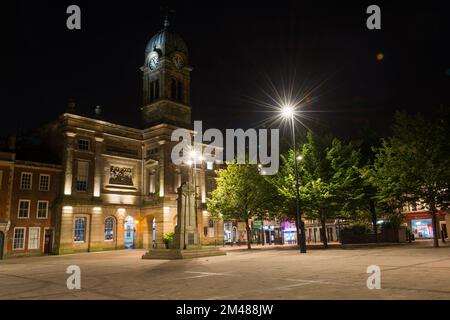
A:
406,211,447,240
281,221,297,245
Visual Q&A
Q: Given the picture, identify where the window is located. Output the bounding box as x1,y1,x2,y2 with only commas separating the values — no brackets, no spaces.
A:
149,80,160,102
37,201,48,219
150,81,155,101
0,170,3,189
13,228,26,250
154,79,160,99
20,172,32,190
104,217,115,241
74,217,86,242
206,161,214,170
174,170,181,191
208,220,215,237
177,81,183,101
171,79,177,99
171,79,184,102
18,200,30,218
78,139,90,151
149,171,156,194
28,227,40,250
39,174,50,191
76,161,89,191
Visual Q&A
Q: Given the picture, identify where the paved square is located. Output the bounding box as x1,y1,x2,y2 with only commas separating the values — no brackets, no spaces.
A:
1,242,449,300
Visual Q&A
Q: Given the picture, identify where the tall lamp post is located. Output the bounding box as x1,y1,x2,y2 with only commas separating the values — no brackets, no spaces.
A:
282,104,307,253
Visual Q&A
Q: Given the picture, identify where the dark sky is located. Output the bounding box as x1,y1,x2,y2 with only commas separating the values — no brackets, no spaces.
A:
2,0,449,138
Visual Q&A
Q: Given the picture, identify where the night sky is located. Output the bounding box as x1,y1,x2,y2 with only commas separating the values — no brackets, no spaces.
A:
2,0,449,139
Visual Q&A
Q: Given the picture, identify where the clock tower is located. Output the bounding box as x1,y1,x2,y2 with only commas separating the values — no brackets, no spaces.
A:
141,19,192,129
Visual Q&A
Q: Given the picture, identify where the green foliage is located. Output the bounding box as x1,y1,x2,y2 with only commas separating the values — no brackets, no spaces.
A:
163,232,174,245
372,109,450,246
207,161,279,248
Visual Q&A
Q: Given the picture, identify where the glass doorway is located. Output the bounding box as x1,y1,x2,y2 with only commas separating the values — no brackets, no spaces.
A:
124,216,135,249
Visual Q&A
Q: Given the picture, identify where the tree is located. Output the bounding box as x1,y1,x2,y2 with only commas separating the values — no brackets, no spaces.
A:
300,131,336,248
372,110,450,247
207,162,278,249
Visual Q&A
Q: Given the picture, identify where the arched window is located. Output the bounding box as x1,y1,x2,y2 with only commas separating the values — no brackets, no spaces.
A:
104,217,115,241
208,220,214,228
74,217,86,242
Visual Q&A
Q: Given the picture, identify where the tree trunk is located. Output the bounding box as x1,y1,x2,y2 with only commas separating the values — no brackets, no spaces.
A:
320,210,328,248
370,199,378,243
245,219,252,250
430,201,439,248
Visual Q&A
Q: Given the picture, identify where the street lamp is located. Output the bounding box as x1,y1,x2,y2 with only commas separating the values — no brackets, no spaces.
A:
281,104,307,253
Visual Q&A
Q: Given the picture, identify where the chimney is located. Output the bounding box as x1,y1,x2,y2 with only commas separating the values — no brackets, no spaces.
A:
94,105,102,118
7,135,16,151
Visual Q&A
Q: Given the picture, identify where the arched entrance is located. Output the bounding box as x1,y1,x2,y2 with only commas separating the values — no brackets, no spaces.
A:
0,231,4,259
124,216,135,249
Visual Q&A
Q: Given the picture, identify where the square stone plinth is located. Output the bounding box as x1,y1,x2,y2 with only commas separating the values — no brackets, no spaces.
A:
142,247,226,259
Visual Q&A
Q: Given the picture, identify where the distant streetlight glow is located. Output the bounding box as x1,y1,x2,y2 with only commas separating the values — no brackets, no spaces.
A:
297,155,303,161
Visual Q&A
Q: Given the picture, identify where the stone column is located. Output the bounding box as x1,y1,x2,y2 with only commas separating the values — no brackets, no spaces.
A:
64,132,76,196
93,137,104,198
158,140,166,197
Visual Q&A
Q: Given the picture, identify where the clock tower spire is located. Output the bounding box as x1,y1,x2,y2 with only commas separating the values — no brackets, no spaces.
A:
141,18,192,129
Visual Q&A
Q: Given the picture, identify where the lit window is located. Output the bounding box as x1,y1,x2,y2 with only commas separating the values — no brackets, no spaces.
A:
76,161,89,191
39,174,50,191
20,172,32,190
104,217,115,241
74,217,86,242
78,139,90,151
206,161,213,170
37,201,48,219
13,228,26,250
18,200,30,218
28,227,40,250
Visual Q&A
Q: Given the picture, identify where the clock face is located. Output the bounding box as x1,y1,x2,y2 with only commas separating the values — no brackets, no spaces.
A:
172,54,184,69
148,51,159,70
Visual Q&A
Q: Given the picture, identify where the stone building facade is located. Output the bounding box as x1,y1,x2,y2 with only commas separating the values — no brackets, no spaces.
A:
0,20,223,258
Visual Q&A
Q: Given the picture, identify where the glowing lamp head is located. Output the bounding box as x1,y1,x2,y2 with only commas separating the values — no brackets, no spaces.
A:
282,105,294,118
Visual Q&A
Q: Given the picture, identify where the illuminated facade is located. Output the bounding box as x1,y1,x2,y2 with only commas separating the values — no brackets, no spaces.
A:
0,20,223,257
51,20,223,254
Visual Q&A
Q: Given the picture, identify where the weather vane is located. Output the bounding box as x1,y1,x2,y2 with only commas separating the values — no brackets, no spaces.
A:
160,4,176,28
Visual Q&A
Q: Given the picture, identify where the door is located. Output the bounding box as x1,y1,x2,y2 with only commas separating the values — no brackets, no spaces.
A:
124,216,135,249
44,230,53,254
0,231,4,259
